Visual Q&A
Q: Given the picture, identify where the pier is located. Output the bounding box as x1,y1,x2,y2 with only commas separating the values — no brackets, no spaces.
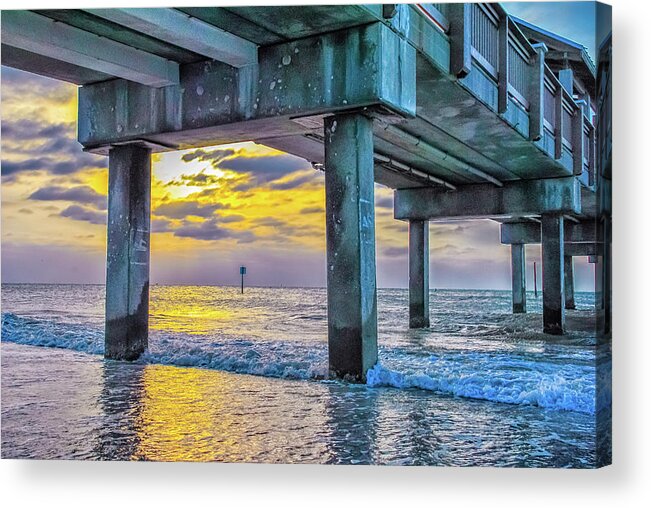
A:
1,3,611,381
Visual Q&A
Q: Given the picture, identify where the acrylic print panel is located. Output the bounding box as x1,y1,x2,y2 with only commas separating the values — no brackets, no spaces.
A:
0,2,611,467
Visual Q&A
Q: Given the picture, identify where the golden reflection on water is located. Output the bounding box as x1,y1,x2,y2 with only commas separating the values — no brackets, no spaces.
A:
132,364,241,462
127,363,337,463
149,286,238,335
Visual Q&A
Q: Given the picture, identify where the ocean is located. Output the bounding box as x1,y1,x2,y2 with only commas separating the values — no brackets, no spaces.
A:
1,284,611,466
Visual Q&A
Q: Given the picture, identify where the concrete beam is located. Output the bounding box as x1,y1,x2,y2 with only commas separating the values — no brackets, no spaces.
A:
542,214,565,335
105,145,151,360
511,244,527,313
325,113,378,382
1,10,179,87
448,3,471,78
394,177,581,221
565,242,601,257
500,220,597,244
528,43,548,142
564,256,576,309
78,23,416,151
86,8,258,68
409,220,430,328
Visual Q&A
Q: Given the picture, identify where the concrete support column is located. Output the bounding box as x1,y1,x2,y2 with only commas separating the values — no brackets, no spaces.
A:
510,243,527,313
324,113,378,381
409,219,430,328
105,144,152,360
564,255,576,309
541,214,565,335
599,217,612,334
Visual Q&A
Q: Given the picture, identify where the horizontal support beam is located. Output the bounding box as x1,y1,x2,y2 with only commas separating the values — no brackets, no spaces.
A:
500,220,597,244
0,43,113,85
394,177,581,221
78,23,416,150
376,124,503,187
85,8,258,68
564,242,601,257
1,10,179,87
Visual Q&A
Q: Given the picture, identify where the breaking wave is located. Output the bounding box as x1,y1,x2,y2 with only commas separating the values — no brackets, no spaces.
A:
366,354,609,415
1,312,609,414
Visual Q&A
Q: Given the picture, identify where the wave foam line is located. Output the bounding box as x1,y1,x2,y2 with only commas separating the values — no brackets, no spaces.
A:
366,360,607,415
2,313,104,354
3,313,609,414
1,313,328,381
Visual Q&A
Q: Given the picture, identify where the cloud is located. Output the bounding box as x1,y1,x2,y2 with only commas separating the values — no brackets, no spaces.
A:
151,218,174,233
154,200,230,219
165,170,225,188
220,214,246,223
300,206,324,214
2,158,50,175
252,216,321,241
173,218,256,243
267,171,320,190
1,119,73,144
59,205,106,225
180,147,312,190
220,154,308,181
1,117,106,181
255,217,286,228
431,244,476,256
383,246,408,257
30,185,107,209
375,195,394,208
180,148,236,164
2,155,104,178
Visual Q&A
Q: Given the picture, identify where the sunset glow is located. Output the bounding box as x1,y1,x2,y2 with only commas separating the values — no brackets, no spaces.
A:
1,2,599,289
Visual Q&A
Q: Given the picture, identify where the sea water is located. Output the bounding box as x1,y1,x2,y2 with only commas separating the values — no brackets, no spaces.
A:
1,284,611,466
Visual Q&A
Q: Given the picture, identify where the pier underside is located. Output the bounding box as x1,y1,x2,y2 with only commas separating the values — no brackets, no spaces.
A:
1,4,605,380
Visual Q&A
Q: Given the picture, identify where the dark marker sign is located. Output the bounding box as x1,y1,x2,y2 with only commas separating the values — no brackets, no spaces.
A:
240,266,247,275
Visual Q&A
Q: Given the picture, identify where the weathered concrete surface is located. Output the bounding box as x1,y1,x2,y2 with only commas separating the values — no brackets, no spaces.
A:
78,22,416,153
500,220,598,244
564,242,601,257
324,113,377,382
542,214,565,335
564,255,576,309
86,8,259,68
511,244,527,314
1,10,180,87
409,220,430,328
105,144,151,360
528,43,548,142
394,177,581,221
4,5,589,191
596,217,612,335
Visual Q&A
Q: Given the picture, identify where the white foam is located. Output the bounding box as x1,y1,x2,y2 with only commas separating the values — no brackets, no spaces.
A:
2,313,104,354
366,352,607,414
2,312,609,414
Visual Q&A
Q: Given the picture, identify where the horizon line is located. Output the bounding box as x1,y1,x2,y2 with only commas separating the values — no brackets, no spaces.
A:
0,281,597,293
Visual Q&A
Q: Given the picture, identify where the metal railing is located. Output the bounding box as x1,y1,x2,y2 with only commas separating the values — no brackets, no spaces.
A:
470,3,499,75
424,2,595,185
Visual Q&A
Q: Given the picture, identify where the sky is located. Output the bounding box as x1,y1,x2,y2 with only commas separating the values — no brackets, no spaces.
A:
504,1,603,62
0,2,601,290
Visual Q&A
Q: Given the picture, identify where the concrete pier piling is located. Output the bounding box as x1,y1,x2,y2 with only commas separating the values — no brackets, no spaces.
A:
105,144,152,360
564,255,576,309
541,214,565,335
409,220,430,328
510,243,527,313
324,113,378,381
